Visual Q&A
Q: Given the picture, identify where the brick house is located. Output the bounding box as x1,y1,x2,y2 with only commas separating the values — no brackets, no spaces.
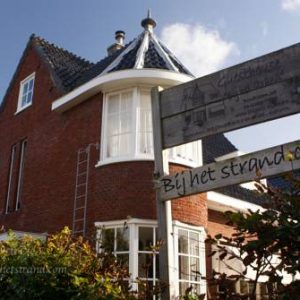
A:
0,14,268,298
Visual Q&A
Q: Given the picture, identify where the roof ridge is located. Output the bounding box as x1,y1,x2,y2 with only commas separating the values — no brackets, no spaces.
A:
31,34,95,92
33,34,94,66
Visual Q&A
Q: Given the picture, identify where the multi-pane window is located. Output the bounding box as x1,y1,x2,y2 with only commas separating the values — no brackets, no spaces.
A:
138,92,153,155
177,228,204,295
170,141,201,166
96,220,206,298
101,226,130,268
102,88,153,162
17,73,35,111
96,221,158,297
100,87,201,166
106,91,133,158
16,140,27,211
6,145,17,213
5,140,27,213
138,226,159,292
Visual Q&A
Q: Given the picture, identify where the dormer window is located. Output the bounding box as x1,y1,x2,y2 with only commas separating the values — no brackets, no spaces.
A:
17,73,35,112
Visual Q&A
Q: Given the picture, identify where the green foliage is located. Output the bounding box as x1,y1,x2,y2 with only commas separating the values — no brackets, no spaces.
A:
0,227,136,300
207,178,300,299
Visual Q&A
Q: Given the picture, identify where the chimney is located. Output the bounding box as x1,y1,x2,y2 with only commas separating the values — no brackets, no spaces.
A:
107,30,125,55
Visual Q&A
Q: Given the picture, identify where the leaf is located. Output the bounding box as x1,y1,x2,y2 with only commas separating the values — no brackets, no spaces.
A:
215,234,223,240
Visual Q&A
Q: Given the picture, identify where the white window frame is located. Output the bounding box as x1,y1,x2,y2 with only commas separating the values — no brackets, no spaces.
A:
16,139,27,211
169,141,202,168
16,72,35,113
173,221,207,297
99,87,154,165
6,144,17,214
95,219,158,293
97,86,202,168
95,219,206,298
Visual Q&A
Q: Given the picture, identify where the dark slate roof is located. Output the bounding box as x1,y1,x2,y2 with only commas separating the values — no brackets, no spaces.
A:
102,32,193,76
110,38,143,72
202,133,238,164
75,49,122,87
203,133,267,205
33,35,94,92
31,28,193,93
267,173,300,195
144,40,169,69
216,185,267,206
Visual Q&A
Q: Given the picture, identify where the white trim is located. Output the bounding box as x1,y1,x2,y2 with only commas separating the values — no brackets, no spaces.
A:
95,155,153,168
172,220,206,237
134,31,149,69
207,191,263,213
16,72,35,113
95,218,157,228
100,35,142,75
5,145,16,214
173,221,207,297
95,219,207,299
15,139,27,211
214,150,244,162
95,155,201,169
151,33,179,72
51,69,193,112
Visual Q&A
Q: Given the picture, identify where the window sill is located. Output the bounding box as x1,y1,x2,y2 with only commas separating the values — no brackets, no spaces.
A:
95,155,201,168
15,103,32,115
95,155,154,168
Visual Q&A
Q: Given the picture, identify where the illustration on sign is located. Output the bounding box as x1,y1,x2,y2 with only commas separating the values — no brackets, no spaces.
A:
162,78,300,148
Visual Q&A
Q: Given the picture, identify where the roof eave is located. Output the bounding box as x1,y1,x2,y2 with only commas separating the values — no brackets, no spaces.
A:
51,69,194,113
207,191,263,213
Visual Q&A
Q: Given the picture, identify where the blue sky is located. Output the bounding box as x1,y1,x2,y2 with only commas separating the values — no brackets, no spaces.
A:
1,0,300,153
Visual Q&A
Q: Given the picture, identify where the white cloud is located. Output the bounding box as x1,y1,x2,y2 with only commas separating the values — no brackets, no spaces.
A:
160,23,239,77
281,0,300,12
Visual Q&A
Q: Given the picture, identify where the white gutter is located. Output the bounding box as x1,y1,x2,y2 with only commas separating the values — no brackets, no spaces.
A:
51,69,193,113
207,191,263,213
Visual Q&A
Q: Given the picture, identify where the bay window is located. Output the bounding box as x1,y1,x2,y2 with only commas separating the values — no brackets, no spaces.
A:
100,87,202,167
96,219,159,297
96,219,206,298
101,226,130,268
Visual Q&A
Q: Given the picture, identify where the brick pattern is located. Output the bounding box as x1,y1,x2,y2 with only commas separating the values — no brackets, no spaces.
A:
0,44,210,235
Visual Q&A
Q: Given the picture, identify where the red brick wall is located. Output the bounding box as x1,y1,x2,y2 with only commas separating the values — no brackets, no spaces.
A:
0,43,103,233
206,209,237,283
207,209,235,238
0,41,209,236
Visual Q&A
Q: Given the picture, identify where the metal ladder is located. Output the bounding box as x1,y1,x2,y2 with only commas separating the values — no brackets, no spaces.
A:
72,143,98,237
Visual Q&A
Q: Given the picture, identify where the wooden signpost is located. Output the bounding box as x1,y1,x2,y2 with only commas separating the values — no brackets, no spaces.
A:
160,42,300,148
159,140,300,200
151,41,300,300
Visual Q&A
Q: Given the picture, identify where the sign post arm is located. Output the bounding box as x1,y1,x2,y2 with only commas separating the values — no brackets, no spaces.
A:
151,86,173,300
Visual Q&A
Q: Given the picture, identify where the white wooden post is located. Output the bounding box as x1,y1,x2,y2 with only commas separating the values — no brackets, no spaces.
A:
151,86,175,300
